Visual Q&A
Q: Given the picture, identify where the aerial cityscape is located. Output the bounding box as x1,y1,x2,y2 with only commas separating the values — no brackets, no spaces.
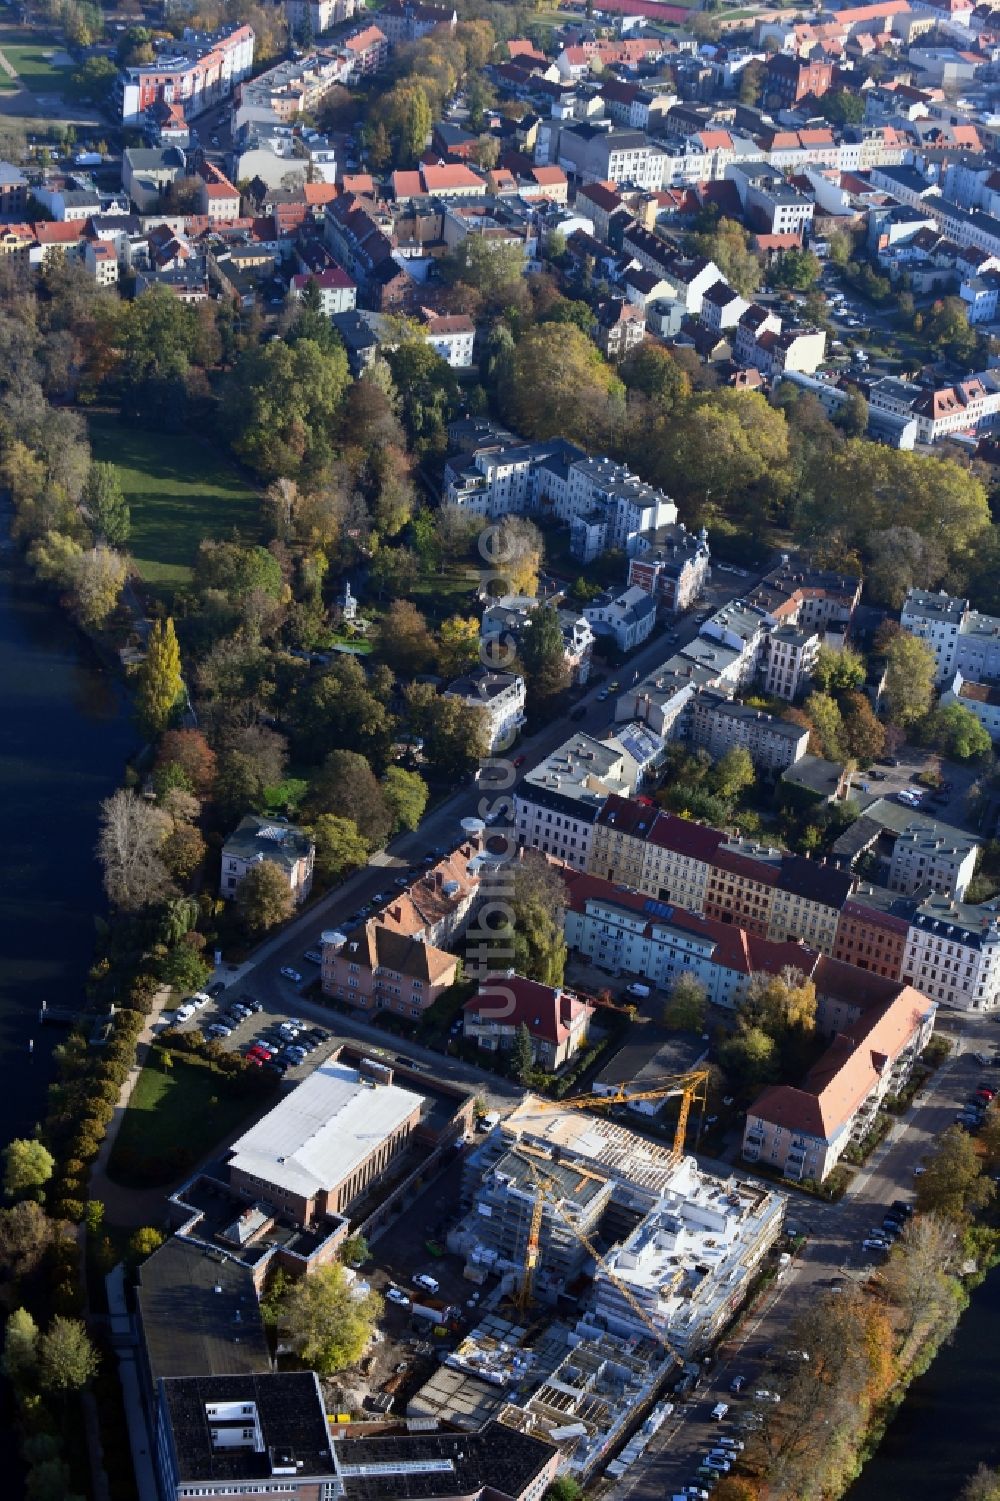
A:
3,1,1000,1499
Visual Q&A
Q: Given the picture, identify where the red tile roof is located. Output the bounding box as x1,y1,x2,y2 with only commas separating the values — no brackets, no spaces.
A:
465,974,593,1044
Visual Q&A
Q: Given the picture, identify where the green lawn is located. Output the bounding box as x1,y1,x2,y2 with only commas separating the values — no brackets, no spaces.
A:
107,1049,265,1187
0,26,72,95
89,413,262,593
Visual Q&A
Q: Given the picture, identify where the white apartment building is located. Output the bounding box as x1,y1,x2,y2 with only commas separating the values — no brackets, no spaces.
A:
903,894,1000,1010
942,671,1000,741
220,814,314,904
900,588,974,683
120,25,255,125
421,311,475,368
443,669,525,753
515,732,641,870
583,586,657,653
760,624,820,701
887,824,979,901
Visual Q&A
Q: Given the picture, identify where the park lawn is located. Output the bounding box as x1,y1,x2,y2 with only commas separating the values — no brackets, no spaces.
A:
89,413,262,594
107,1049,264,1188
0,26,72,94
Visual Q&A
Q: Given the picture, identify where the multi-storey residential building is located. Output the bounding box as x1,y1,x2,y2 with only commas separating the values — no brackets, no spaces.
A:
463,975,593,1071
120,25,255,125
420,309,475,367
341,22,389,77
748,560,862,634
901,588,974,682
443,668,525,752
285,0,360,36
377,0,457,48
767,854,855,952
582,586,657,653
765,51,834,104
834,886,916,979
588,795,659,891
290,264,357,314
902,893,1000,1010
321,920,458,1016
556,123,665,190
515,732,650,870
639,812,726,909
563,869,819,1009
743,982,936,1182
887,824,979,900
480,594,594,684
700,278,750,330
744,325,827,378
704,840,781,936
0,162,28,217
234,47,349,131
942,671,1000,740
219,815,314,903
744,173,816,237
760,624,820,701
687,690,810,774
627,522,711,614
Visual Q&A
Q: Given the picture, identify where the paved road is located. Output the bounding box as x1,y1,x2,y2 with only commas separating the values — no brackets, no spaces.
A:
611,1014,999,1499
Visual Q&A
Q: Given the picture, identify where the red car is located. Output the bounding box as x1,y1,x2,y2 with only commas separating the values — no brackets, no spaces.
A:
248,1044,272,1061
513,754,526,768
246,1054,263,1067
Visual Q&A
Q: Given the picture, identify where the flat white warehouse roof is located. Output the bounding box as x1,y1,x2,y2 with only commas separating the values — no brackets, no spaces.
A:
228,1060,424,1199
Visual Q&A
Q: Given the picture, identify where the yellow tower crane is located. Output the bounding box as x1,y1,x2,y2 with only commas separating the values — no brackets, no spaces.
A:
513,1069,711,1314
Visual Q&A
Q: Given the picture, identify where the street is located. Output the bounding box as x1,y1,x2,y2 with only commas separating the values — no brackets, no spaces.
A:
611,1013,998,1499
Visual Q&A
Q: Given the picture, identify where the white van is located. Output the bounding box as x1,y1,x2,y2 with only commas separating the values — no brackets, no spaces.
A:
625,982,651,1000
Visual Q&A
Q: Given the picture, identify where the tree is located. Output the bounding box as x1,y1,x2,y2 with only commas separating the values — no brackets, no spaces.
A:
711,746,755,803
817,88,865,125
383,767,429,832
407,688,491,781
3,1139,54,1199
620,343,691,411
38,1317,98,1394
879,1213,956,1345
236,862,295,934
438,615,482,678
505,323,624,449
883,633,936,727
652,389,790,518
924,296,977,366
310,813,369,886
738,58,765,105
71,545,127,629
82,461,130,547
742,967,817,1035
161,823,207,883
545,1480,583,1501
662,973,707,1032
688,217,761,298
811,645,866,695
922,703,992,762
802,691,845,762
2,1306,39,1383
511,1022,534,1082
155,729,216,794
492,515,544,597
866,526,947,608
961,1467,1000,1501
277,1262,382,1375
472,134,499,170
916,1126,994,1223
720,1025,778,1090
137,617,183,736
128,1227,164,1260
519,602,570,721
0,1202,53,1295
341,1232,370,1266
96,789,171,911
841,691,886,764
507,856,568,987
307,750,393,847
379,599,438,676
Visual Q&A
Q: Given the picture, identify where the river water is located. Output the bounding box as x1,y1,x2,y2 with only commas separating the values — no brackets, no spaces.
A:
0,529,135,1141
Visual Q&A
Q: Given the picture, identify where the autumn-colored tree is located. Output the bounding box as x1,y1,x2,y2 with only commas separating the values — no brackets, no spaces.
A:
137,617,183,736
155,729,217,794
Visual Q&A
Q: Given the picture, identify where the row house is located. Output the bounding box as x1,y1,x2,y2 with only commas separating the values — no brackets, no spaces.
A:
515,731,653,871
627,521,712,616
902,893,1000,1010
743,982,936,1182
562,869,820,1010
621,225,722,315
556,123,666,192
900,586,1000,683
741,325,827,378
833,887,916,979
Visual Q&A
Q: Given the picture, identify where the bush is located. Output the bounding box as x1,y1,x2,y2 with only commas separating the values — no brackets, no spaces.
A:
922,1036,952,1067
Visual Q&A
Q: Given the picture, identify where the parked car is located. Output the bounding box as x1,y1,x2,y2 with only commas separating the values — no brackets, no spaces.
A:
717,1438,744,1452
175,1003,195,1022
238,996,262,1013
730,1375,746,1394
413,1273,440,1294
303,949,323,965
191,992,211,1009
206,1023,231,1039
386,1287,411,1307
207,981,227,998
754,1390,781,1404
280,967,303,984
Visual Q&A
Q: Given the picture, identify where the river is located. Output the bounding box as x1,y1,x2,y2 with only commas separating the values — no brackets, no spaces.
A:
0,527,135,1142
846,1264,1000,1499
